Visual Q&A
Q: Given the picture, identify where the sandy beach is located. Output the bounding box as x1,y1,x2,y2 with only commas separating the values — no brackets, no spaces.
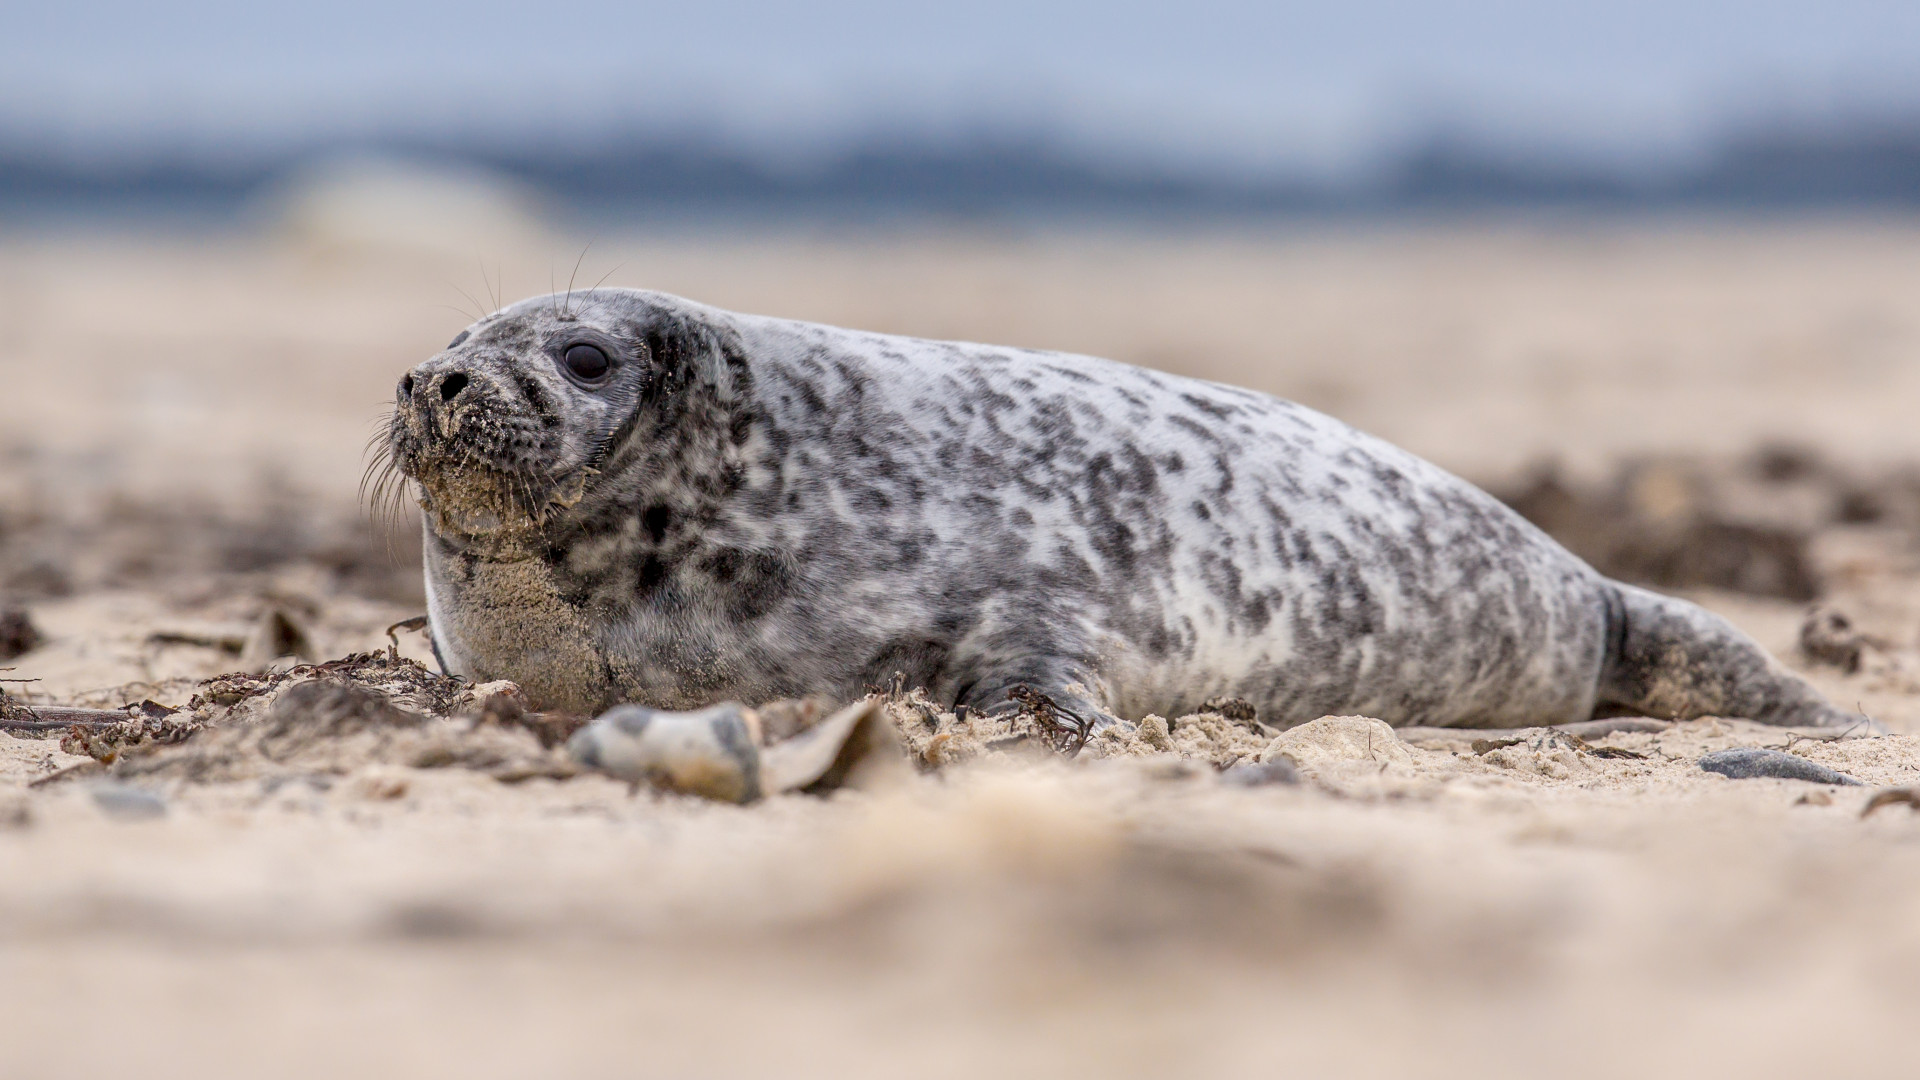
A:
5,220,1920,1078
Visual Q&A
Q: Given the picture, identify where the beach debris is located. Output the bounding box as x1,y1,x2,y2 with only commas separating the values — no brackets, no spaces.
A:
762,696,907,793
1259,715,1412,769
1398,716,1671,748
1007,685,1095,757
0,608,42,661
2,697,179,735
385,615,430,657
569,702,763,803
1496,451,1839,601
1798,606,1874,674
346,765,412,801
147,628,248,655
258,679,424,757
459,686,587,750
755,695,833,742
1698,747,1864,785
1132,714,1175,752
569,696,906,804
1198,696,1262,729
1219,759,1300,787
1861,786,1920,818
114,676,425,783
184,650,469,718
14,655,562,786
1482,727,1647,759
61,710,201,762
239,606,316,671
87,781,167,821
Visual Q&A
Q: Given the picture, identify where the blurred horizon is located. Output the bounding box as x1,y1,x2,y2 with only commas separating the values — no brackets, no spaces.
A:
6,1,1920,224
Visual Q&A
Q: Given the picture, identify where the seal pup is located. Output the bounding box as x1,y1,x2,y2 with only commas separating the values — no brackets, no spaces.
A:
378,287,1859,731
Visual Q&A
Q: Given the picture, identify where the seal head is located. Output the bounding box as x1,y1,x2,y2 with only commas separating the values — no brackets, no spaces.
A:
382,291,761,713
386,303,662,546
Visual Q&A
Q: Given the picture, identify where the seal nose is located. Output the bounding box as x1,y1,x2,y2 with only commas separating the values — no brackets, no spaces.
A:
400,367,476,410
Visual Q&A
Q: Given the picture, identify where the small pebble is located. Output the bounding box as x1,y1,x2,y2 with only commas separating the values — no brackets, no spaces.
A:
1698,748,1863,786
1221,759,1300,787
87,782,168,820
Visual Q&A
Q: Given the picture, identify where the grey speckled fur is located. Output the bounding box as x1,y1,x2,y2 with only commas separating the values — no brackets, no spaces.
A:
383,288,1857,730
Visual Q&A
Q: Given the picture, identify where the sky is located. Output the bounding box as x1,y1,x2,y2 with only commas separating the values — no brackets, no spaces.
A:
5,1,1920,178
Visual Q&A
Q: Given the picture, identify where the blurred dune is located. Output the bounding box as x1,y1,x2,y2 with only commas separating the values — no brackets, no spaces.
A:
268,155,553,258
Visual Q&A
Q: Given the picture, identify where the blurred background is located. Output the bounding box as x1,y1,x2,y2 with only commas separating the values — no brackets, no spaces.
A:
8,0,1920,224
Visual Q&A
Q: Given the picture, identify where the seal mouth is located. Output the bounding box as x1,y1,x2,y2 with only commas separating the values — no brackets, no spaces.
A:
368,389,593,540
403,457,592,538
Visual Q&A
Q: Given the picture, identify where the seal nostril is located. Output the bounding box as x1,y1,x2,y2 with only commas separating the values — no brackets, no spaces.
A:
399,374,415,400
439,373,469,403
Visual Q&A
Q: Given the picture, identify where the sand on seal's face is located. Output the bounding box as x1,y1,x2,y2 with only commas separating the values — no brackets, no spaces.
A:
7,224,1920,1079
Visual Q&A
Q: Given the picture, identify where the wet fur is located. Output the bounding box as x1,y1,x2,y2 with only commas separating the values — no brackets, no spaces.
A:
383,288,1855,728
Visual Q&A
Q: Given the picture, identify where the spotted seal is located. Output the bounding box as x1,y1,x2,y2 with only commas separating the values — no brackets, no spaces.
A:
377,287,1858,730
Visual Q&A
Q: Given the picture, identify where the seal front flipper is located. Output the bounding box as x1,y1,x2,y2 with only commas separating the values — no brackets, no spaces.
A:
958,661,1125,751
1596,582,1872,730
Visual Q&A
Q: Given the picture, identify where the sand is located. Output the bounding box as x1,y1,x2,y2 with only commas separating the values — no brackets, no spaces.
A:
5,220,1920,1078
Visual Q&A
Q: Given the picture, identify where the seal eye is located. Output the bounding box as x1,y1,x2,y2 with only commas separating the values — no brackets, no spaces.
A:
562,343,611,383
447,330,470,349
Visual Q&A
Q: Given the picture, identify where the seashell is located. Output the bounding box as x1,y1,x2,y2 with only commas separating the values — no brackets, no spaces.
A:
568,697,903,804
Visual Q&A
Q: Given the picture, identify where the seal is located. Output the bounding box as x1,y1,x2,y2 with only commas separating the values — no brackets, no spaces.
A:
376,287,1860,730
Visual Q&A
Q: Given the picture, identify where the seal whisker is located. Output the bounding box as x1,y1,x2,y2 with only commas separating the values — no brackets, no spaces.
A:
359,421,411,562
563,240,594,318
477,258,502,314
584,262,624,300
444,283,488,324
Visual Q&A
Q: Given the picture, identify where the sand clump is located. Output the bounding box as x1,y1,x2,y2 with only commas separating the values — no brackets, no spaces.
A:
37,654,567,788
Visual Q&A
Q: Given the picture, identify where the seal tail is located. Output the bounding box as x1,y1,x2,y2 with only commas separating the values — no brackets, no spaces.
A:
1596,582,1860,728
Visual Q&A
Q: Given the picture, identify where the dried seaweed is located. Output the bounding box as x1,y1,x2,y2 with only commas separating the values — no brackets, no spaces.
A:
1007,685,1094,757
1861,786,1920,818
60,714,204,763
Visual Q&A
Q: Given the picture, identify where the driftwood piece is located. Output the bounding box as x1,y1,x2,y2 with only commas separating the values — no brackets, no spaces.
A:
0,705,146,733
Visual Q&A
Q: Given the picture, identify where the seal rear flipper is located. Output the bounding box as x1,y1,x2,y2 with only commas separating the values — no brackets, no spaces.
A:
1596,582,1865,728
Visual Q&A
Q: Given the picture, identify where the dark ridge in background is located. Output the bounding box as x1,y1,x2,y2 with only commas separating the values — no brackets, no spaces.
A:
5,114,1920,225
